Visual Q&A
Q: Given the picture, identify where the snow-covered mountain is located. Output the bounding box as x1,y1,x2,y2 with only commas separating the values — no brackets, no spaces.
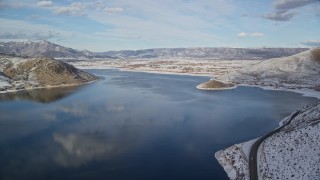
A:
0,40,307,60
0,40,88,58
0,40,91,58
216,50,320,89
101,47,308,60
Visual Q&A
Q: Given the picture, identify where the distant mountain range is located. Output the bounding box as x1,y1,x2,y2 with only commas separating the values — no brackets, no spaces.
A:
0,40,308,60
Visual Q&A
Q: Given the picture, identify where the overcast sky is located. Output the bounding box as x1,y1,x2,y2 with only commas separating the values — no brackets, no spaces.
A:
0,0,319,51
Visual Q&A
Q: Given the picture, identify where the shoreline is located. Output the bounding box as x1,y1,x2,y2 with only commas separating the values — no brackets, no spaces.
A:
2,66,320,100
197,83,320,99
196,85,237,90
80,66,320,100
237,84,320,99
0,79,98,94
77,65,213,77
195,79,237,91
119,68,213,77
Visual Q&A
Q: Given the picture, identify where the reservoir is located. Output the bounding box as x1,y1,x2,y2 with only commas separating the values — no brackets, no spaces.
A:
0,69,318,180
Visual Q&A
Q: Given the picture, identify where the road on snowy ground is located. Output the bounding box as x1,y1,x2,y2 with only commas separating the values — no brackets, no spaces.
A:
249,110,300,180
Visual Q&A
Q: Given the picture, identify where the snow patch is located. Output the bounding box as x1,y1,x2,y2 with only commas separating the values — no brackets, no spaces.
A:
0,74,11,88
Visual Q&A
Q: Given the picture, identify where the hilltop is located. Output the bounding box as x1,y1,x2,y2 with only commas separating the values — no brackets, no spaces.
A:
0,54,98,92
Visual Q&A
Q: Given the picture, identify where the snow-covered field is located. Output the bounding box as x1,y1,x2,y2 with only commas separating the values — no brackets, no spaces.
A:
70,59,260,77
258,102,320,180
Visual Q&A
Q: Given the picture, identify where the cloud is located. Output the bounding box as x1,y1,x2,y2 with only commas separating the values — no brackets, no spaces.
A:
85,0,236,48
261,0,318,22
262,10,297,21
53,131,138,167
106,104,125,112
251,32,264,37
0,31,59,40
237,32,264,37
273,0,318,10
315,6,320,16
0,2,25,9
301,40,320,46
36,1,53,7
27,15,42,20
51,2,124,16
105,7,124,13
53,2,87,16
0,0,235,50
237,32,248,37
0,18,73,41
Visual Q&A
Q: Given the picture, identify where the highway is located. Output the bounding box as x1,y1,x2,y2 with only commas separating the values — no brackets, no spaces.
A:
249,110,300,180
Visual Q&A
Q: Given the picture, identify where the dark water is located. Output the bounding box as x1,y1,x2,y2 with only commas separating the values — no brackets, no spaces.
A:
0,69,318,180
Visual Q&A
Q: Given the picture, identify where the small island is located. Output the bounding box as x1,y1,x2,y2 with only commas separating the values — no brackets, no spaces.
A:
196,80,235,90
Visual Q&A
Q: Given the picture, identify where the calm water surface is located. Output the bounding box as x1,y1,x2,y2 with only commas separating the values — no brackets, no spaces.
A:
0,69,318,180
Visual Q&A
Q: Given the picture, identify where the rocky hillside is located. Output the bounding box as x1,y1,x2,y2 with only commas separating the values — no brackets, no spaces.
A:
0,40,307,60
212,49,320,90
0,54,98,92
215,102,320,180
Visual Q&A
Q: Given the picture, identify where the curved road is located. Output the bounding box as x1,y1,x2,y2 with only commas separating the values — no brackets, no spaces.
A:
249,110,300,180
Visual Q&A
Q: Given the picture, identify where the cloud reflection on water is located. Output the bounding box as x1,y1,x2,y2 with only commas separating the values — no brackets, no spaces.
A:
53,132,136,167
0,70,318,180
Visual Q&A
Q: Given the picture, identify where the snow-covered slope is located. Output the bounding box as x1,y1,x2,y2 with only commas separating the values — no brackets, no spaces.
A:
0,73,11,89
0,55,98,93
217,50,320,89
215,102,320,180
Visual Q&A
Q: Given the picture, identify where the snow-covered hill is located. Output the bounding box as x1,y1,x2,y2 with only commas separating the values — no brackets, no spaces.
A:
215,102,320,180
216,50,320,90
0,54,98,93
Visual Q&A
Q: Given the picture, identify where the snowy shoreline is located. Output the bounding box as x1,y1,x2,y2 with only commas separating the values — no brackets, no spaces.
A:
197,84,320,99
215,138,258,179
196,85,237,90
2,64,319,100
197,83,320,99
0,79,98,94
237,84,320,99
78,66,320,99
77,65,213,77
